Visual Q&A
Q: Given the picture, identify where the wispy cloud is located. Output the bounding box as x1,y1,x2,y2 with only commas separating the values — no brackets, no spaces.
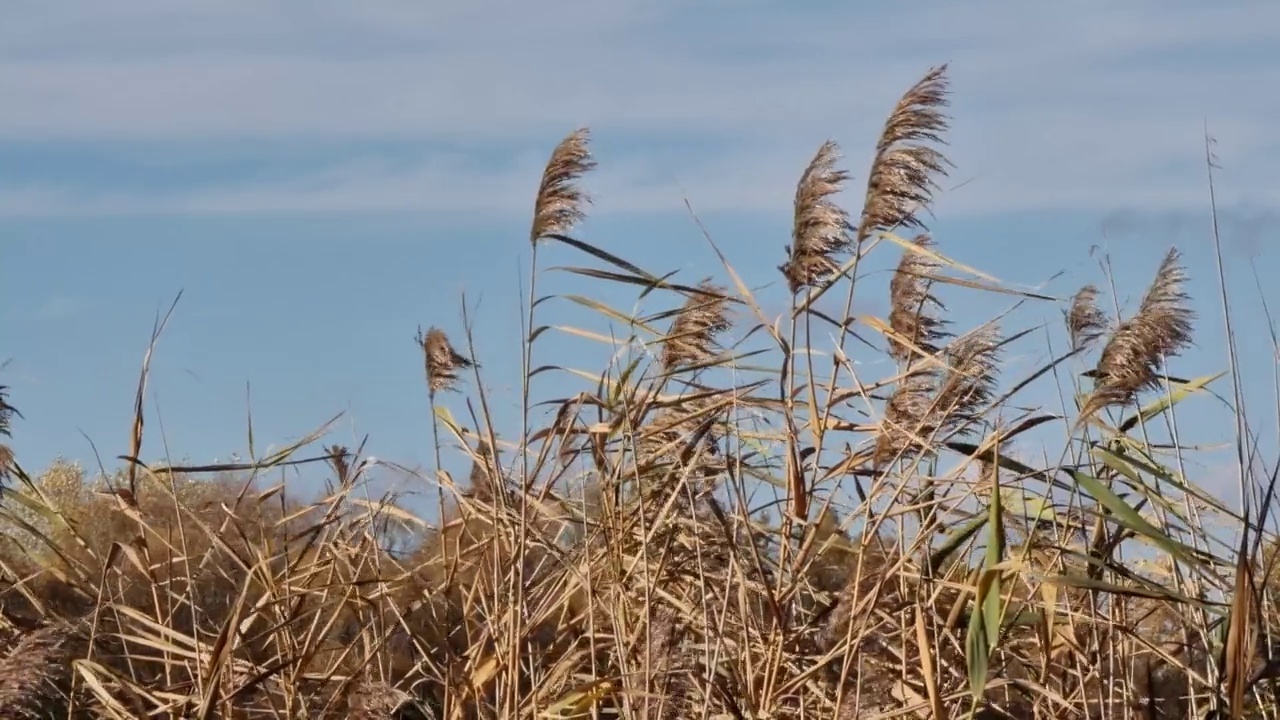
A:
2,0,1278,218
34,296,81,320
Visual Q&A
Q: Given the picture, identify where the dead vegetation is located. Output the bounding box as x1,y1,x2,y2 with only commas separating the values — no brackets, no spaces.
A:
3,65,1280,719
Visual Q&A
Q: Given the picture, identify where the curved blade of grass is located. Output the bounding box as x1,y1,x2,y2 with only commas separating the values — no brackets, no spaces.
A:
540,677,617,718
542,234,660,283
1118,370,1226,432
878,230,1001,283
551,325,639,346
930,514,987,571
552,266,710,299
1068,469,1210,569
1100,441,1247,527
560,295,660,334
1091,447,1214,542
1038,571,1220,607
966,463,1005,700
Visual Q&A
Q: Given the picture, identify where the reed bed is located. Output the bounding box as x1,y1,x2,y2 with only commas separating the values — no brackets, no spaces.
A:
2,66,1278,719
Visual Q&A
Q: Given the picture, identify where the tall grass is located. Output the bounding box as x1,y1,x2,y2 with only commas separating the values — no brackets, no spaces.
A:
3,66,1279,719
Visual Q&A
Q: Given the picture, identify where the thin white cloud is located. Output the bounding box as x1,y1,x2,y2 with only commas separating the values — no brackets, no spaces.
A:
1,0,1278,218
34,296,81,319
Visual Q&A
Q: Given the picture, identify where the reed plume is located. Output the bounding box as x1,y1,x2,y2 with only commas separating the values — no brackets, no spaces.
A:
417,326,475,395
1067,284,1109,352
530,128,597,243
935,322,1002,434
325,444,352,485
857,65,952,242
780,140,854,293
0,384,15,438
661,279,732,371
873,368,937,466
1083,247,1194,418
466,436,503,502
0,384,17,482
636,388,730,491
0,625,67,717
888,234,947,362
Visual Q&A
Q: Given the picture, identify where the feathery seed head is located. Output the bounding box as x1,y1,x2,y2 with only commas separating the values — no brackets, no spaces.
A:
326,444,351,484
636,390,727,489
873,368,938,467
661,279,733,371
1067,284,1109,352
467,436,503,502
1083,247,1194,416
531,127,596,243
858,65,952,242
0,625,68,715
935,322,1002,434
0,384,18,482
780,140,854,294
417,326,474,395
888,234,947,362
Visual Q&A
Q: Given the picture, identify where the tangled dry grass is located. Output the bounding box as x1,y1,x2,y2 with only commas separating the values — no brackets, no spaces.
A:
3,66,1280,719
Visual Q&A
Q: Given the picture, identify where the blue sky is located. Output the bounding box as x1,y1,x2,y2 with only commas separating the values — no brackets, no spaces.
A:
3,0,1279,514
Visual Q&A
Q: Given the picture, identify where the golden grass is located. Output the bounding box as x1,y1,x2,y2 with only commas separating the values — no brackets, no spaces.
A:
2,65,1279,720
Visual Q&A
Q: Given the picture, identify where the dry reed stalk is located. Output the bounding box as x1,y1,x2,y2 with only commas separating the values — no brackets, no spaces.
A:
417,326,474,395
857,65,952,243
661,279,732,371
1083,247,1194,417
530,128,596,243
780,140,854,293
887,233,947,362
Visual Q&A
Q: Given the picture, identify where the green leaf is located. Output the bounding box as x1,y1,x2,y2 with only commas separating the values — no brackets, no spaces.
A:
1039,572,1222,609
1119,371,1225,432
930,514,987,571
965,586,990,700
559,295,659,335
1068,470,1207,568
967,462,1005,699
982,470,1004,651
